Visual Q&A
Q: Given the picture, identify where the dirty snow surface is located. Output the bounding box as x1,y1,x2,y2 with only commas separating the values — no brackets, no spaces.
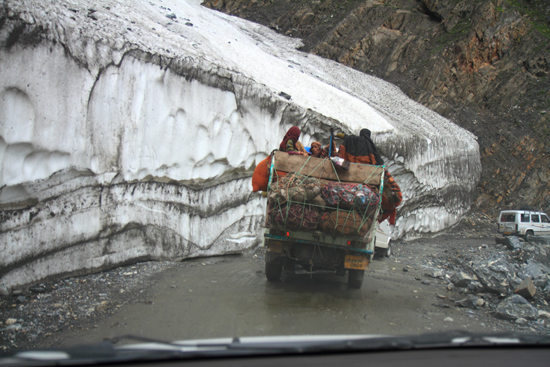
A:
0,0,480,294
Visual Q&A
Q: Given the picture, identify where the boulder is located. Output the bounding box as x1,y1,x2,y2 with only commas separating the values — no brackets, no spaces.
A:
471,256,518,294
504,236,522,251
514,278,536,299
518,260,550,279
495,235,507,245
450,271,473,287
494,295,539,321
455,295,484,308
532,274,549,288
424,266,446,279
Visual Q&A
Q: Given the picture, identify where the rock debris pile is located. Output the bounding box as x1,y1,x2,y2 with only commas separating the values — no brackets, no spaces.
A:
417,233,550,331
0,262,176,352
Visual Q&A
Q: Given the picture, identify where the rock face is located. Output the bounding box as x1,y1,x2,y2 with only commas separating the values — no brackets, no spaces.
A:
0,0,480,293
203,0,550,215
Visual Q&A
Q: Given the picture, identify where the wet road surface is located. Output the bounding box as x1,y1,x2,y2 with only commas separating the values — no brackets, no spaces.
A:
55,238,516,347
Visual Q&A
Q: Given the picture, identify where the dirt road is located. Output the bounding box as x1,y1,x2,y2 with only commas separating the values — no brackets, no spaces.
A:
47,237,534,348
4,232,548,353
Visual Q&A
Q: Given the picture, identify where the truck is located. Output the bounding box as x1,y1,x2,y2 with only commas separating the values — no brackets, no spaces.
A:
263,150,385,289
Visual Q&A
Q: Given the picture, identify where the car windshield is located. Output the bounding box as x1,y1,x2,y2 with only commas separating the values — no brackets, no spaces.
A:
2,0,550,362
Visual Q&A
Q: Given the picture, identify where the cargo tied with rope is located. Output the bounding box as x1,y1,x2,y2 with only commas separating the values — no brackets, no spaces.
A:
264,151,384,241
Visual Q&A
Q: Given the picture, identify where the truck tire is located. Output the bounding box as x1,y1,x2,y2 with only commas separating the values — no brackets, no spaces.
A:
265,258,283,281
348,269,365,289
525,230,534,242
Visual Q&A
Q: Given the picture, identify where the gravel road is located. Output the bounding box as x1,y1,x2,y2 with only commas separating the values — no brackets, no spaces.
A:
3,218,549,353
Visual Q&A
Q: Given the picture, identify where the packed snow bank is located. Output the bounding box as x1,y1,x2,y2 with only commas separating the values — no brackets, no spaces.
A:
0,0,480,294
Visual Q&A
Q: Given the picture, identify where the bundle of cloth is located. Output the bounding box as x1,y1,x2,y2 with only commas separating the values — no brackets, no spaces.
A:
266,174,378,238
321,182,379,215
320,210,372,237
272,204,321,230
268,173,322,204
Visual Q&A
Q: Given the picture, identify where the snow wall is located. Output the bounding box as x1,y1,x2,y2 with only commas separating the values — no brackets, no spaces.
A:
0,0,481,294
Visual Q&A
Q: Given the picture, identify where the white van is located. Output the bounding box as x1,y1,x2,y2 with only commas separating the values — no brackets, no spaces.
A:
498,210,550,239
375,220,392,257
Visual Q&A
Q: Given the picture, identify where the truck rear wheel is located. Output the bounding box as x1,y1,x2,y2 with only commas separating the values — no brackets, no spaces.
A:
348,269,365,289
525,230,534,242
265,257,283,281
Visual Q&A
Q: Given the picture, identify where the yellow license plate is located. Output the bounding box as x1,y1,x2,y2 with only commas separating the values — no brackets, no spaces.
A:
504,232,511,235
345,254,368,270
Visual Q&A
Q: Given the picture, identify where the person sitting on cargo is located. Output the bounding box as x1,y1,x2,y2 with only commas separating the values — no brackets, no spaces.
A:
279,126,308,156
310,141,327,158
310,140,338,158
379,170,402,226
337,129,401,226
337,128,384,165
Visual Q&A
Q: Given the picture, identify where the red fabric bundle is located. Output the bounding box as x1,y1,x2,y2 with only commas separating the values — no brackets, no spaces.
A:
379,170,402,225
252,156,271,192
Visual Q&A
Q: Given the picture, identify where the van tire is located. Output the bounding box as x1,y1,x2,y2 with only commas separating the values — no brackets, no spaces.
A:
383,241,392,257
525,230,534,242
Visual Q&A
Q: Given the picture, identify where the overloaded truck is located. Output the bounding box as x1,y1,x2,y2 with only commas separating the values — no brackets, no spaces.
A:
263,151,385,289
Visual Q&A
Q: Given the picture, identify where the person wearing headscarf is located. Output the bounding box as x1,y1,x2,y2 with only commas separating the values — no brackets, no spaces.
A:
309,141,335,158
337,129,401,225
309,141,325,158
279,127,308,156
337,128,384,165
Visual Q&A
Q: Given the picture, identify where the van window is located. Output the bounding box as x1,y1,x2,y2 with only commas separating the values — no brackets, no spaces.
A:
520,214,530,222
542,215,550,223
500,213,516,222
531,214,540,223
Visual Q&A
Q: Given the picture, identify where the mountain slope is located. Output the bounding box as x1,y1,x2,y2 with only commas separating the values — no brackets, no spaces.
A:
204,0,550,216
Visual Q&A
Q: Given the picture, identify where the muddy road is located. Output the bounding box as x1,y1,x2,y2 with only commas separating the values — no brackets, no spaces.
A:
5,231,549,353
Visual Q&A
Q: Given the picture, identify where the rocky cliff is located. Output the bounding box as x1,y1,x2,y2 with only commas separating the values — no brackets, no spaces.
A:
203,0,550,216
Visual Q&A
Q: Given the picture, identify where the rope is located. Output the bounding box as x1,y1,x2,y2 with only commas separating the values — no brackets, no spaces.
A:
265,152,383,240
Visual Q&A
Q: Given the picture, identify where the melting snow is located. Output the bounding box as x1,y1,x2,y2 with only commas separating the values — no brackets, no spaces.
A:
0,0,480,293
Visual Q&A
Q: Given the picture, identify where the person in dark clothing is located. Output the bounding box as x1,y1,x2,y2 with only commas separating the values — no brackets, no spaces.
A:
337,129,384,165
337,129,401,225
